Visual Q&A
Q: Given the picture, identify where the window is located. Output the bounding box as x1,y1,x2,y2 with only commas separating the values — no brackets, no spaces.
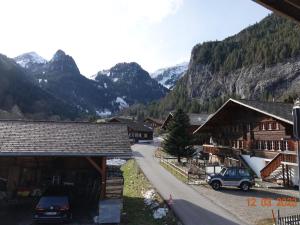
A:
271,141,274,150
268,123,272,130
225,168,237,177
284,141,289,151
239,140,243,149
238,169,250,176
258,141,262,150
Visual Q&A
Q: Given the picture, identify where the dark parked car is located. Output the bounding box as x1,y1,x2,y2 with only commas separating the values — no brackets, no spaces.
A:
206,167,255,191
33,186,73,223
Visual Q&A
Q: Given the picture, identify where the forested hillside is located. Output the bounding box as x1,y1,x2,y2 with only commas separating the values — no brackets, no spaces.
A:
122,14,300,119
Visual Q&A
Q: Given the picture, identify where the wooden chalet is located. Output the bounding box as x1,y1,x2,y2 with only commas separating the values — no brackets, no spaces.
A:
194,98,298,187
144,117,163,129
108,117,153,143
0,120,131,201
162,112,210,134
254,0,300,23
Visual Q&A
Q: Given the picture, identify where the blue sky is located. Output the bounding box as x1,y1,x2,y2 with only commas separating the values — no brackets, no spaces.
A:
1,0,270,75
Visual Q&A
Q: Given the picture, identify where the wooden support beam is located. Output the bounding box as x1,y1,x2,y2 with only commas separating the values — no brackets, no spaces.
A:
86,156,107,199
100,157,107,199
282,164,286,186
286,165,290,187
86,157,103,175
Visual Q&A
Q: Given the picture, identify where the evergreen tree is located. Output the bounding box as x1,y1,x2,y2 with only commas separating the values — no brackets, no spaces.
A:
163,109,194,162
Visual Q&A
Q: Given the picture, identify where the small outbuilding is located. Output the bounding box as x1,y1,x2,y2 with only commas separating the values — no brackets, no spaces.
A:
108,117,153,143
0,120,131,201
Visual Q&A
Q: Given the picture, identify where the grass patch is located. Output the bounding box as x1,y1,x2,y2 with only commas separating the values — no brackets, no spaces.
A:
159,161,188,183
121,159,179,225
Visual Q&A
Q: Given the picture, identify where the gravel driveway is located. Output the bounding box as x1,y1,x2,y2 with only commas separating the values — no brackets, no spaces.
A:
133,142,300,225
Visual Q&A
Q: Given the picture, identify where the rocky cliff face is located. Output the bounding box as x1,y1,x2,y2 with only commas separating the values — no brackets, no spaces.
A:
163,14,300,113
185,57,300,104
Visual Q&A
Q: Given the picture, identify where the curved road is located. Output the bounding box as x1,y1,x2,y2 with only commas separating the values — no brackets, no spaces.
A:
132,143,247,225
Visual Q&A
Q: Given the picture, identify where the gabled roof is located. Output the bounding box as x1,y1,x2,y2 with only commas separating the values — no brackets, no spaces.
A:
194,98,293,134
109,117,153,133
0,120,132,158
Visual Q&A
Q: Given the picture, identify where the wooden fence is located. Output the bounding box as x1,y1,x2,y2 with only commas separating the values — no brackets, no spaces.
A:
277,214,300,225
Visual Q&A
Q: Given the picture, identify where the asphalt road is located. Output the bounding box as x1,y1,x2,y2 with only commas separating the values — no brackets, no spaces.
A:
132,143,248,225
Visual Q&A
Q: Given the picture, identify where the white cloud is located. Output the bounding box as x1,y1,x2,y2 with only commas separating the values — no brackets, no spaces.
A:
0,0,183,75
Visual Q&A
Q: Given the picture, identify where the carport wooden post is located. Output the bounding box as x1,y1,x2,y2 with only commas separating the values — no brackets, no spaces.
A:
86,156,107,199
100,157,107,199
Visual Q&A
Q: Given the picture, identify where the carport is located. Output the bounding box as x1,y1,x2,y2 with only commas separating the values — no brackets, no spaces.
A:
0,120,132,202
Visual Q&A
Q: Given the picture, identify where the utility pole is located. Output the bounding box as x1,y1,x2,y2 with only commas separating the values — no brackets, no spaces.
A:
293,98,300,195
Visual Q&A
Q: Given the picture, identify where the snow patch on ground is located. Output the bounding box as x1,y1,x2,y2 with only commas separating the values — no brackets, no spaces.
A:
142,189,168,220
107,158,126,166
153,208,168,219
143,189,156,206
96,109,112,117
116,97,129,109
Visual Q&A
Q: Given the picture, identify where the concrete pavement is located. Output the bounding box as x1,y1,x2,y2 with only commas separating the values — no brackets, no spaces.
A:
132,143,248,225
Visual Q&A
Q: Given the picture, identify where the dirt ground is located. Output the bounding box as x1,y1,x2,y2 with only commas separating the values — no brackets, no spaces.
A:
192,184,300,225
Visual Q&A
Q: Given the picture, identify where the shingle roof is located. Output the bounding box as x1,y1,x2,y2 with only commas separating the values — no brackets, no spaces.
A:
109,117,153,132
0,120,132,157
233,99,293,123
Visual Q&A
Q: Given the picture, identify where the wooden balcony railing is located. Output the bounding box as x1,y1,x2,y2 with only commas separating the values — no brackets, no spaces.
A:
260,153,297,179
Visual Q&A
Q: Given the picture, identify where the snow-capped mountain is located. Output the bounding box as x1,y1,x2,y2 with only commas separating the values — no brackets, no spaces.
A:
14,52,47,69
0,53,80,120
94,62,168,106
13,51,168,118
151,62,188,89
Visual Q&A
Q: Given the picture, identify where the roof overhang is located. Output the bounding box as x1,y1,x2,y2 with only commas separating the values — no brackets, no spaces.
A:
193,98,293,134
254,0,300,23
0,151,132,158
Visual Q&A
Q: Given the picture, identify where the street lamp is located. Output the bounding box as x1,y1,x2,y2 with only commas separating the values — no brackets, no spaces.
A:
293,98,300,194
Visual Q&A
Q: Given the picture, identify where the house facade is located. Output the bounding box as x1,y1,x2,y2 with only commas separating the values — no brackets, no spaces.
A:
194,99,298,187
144,117,163,129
